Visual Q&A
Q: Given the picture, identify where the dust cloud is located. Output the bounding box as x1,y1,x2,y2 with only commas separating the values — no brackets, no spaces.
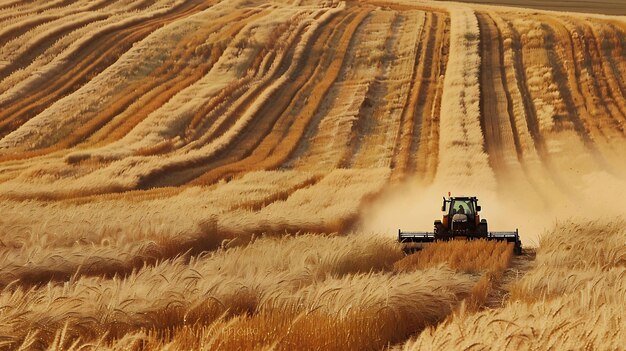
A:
359,160,626,247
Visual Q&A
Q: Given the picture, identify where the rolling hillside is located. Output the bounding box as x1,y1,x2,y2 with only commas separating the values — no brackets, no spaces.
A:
0,0,624,349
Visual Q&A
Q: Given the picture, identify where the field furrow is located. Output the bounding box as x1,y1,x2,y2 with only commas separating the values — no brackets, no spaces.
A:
141,8,356,187
0,1,213,145
0,1,625,349
477,12,523,178
349,10,426,169
410,11,449,184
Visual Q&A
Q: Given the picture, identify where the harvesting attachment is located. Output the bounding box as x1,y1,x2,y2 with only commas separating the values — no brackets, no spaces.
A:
398,195,522,255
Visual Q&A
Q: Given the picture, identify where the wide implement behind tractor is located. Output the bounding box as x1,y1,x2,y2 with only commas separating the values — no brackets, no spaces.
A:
398,195,522,255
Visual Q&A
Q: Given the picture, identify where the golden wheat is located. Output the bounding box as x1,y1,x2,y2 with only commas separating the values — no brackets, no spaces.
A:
0,0,624,349
399,219,626,350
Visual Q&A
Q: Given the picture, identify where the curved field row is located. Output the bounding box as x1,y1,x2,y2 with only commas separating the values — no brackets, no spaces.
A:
0,0,625,349
398,11,449,183
0,0,214,143
0,0,622,199
0,0,622,246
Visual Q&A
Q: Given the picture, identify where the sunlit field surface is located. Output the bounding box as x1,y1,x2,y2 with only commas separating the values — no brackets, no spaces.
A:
0,0,624,349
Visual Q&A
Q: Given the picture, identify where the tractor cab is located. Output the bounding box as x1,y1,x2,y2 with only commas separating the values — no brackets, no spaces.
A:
442,197,479,225
438,196,485,238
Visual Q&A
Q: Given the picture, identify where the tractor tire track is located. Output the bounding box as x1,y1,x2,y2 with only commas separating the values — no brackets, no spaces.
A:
348,11,426,169
477,11,524,178
391,11,431,179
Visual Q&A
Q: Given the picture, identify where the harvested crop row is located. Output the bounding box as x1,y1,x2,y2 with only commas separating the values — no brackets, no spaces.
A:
1,0,624,202
535,16,601,152
187,8,369,185
486,13,542,168
0,0,125,54
55,5,348,193
557,16,626,142
434,7,495,190
477,12,524,179
0,3,316,197
0,0,114,24
597,21,626,117
0,0,213,145
398,11,449,183
0,0,187,102
2,8,264,163
287,9,392,170
348,11,425,169
586,21,626,127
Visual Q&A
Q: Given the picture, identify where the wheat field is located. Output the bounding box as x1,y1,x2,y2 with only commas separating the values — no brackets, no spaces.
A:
0,0,625,349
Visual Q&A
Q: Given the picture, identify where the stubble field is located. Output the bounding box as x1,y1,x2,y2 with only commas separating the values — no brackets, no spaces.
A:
0,0,624,349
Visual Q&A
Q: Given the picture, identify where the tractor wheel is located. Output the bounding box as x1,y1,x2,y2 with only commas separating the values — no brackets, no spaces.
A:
434,220,446,241
514,241,522,255
478,219,488,238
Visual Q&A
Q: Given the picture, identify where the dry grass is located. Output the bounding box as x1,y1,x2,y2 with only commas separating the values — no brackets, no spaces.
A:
434,6,496,190
394,239,515,311
394,239,514,274
0,0,625,350
398,218,626,350
22,267,476,351
0,233,404,349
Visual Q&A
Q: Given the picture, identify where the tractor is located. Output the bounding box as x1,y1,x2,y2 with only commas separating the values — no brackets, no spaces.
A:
398,195,522,255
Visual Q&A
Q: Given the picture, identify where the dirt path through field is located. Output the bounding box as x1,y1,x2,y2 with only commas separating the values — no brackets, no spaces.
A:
484,248,536,308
